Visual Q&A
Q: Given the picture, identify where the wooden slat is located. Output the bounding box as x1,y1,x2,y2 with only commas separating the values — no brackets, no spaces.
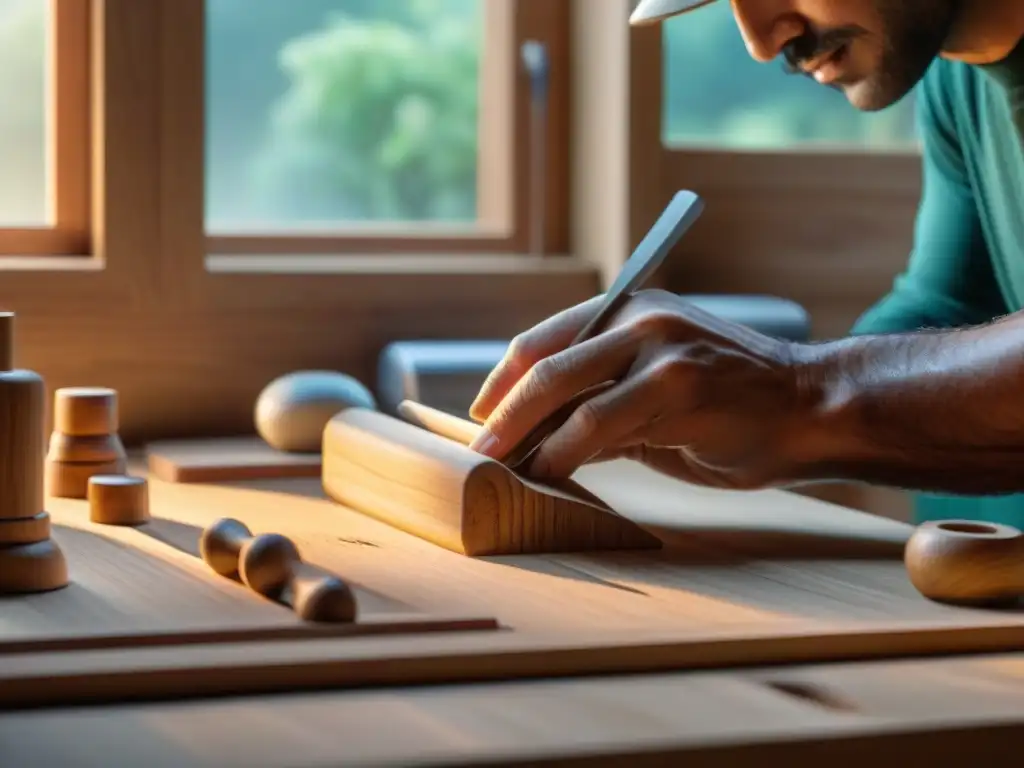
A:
6,653,1024,766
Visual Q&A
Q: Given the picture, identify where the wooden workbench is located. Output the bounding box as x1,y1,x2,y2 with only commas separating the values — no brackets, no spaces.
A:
5,459,1024,764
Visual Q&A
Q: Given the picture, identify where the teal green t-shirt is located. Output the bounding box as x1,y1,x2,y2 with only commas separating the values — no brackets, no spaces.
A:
852,38,1024,524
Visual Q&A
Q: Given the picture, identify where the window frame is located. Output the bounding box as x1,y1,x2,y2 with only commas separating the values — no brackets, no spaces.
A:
0,0,91,255
204,0,571,258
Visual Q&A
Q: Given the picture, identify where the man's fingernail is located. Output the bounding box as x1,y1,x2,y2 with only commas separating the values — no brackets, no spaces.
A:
469,430,499,456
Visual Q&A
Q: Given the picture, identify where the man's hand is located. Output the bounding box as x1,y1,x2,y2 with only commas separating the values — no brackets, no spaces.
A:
468,289,824,489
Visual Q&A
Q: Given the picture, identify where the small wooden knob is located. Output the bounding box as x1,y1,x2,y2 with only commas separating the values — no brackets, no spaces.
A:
199,517,253,578
239,533,301,596
198,517,357,623
54,387,118,436
904,519,1024,606
290,571,358,623
88,475,149,526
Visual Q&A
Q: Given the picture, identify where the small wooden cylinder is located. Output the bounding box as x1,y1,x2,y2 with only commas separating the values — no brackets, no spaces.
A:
88,475,149,526
54,387,118,436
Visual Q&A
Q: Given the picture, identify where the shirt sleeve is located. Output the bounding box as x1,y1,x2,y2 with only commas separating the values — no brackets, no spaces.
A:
852,62,1007,335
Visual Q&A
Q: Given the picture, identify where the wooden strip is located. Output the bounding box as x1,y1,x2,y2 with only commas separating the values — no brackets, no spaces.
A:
5,655,1024,766
146,436,321,483
7,618,1024,710
50,0,91,250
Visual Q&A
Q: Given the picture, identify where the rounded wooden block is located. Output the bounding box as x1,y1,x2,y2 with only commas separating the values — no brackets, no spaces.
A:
0,538,69,594
292,573,358,623
199,517,253,579
254,370,376,453
88,475,150,526
46,457,127,499
0,511,52,546
53,387,118,436
904,519,1024,605
47,432,127,464
0,368,45,521
240,533,301,596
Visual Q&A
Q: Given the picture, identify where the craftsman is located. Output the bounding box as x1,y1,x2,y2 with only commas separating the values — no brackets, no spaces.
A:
467,0,1024,524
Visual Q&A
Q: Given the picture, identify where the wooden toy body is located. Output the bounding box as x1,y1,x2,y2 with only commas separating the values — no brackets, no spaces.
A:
321,405,662,557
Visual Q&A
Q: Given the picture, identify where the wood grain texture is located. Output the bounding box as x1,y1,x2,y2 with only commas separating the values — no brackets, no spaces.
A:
322,407,662,555
6,654,1024,766
7,462,1024,708
0,492,498,653
146,436,322,482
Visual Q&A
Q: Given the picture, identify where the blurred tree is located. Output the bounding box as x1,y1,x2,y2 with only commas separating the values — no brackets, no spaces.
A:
246,0,480,222
661,2,919,149
0,0,46,223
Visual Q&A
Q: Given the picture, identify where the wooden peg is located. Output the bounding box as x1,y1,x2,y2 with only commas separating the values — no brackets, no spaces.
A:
198,517,358,623
0,311,68,593
46,387,127,499
88,475,150,526
904,519,1024,606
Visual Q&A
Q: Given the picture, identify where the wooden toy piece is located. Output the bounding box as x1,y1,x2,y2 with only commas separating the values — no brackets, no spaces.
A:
904,519,1024,606
46,386,127,499
199,517,358,623
254,370,377,453
321,404,663,557
0,311,69,593
87,475,150,526
146,436,321,483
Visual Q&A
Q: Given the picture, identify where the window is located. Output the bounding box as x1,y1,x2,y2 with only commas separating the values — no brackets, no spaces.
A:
661,3,919,152
0,0,89,254
205,0,561,255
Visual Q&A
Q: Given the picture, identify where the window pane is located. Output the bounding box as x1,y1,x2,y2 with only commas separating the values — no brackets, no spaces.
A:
0,0,48,225
206,0,483,229
662,3,919,151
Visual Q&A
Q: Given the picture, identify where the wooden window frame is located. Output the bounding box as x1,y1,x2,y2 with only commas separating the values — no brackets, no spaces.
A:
0,0,91,255
205,0,571,258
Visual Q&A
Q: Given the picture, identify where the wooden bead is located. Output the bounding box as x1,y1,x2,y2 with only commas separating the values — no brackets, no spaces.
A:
54,387,119,436
199,517,253,579
904,519,1024,606
290,572,358,623
88,475,149,526
239,533,301,596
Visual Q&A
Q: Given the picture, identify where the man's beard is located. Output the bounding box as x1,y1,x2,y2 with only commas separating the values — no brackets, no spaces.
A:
782,0,962,111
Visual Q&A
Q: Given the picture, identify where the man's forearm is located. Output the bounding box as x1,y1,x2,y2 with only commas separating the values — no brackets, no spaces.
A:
795,311,1024,494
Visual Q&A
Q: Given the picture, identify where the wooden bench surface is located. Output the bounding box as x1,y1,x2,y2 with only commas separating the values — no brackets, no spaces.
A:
4,458,1024,711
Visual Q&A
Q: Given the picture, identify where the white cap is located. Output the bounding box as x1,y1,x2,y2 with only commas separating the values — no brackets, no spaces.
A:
629,0,718,26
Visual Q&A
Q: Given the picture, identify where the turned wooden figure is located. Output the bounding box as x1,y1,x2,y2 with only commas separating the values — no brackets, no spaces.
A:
905,519,1024,606
46,387,127,498
0,312,69,593
199,517,358,623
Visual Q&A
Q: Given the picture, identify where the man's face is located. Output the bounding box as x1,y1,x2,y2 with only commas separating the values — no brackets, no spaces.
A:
730,0,962,111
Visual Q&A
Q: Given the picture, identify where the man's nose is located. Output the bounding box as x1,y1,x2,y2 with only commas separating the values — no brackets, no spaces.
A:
731,1,805,62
